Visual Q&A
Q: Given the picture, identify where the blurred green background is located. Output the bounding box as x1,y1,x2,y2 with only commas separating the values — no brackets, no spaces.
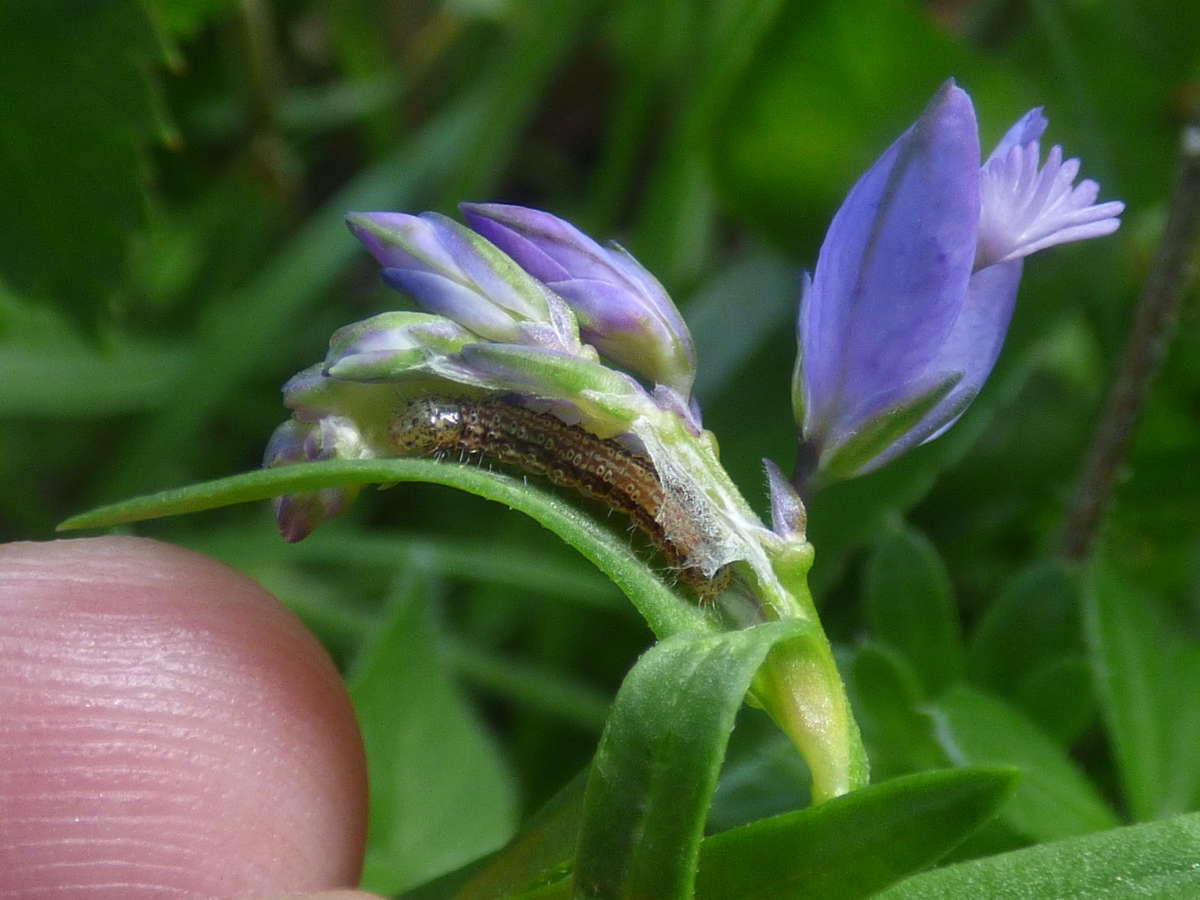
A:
2,0,1198,893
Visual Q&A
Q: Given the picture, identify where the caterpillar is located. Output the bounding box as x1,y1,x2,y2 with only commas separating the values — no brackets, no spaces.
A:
390,395,732,600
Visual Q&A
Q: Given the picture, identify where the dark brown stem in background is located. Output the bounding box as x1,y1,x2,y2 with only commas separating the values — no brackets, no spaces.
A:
1059,117,1200,561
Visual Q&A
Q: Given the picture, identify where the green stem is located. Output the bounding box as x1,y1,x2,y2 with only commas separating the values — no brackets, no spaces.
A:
645,410,869,799
754,632,869,802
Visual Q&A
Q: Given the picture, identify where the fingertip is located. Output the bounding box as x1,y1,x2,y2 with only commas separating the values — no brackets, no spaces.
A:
0,537,368,897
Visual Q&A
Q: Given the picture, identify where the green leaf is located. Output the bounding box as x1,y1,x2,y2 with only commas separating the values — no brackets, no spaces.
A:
632,0,787,285
1014,654,1095,746
149,0,239,38
969,560,1083,697
349,571,519,894
0,289,192,416
695,768,1018,900
449,771,588,900
1084,557,1200,820
572,621,808,900
846,642,944,780
706,714,812,833
0,1,171,322
864,525,965,695
928,685,1118,841
58,458,711,641
878,810,1200,899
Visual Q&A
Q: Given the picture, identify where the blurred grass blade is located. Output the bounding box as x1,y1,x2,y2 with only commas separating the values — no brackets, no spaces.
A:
59,459,709,640
694,767,1018,900
442,638,611,733
349,569,518,894
969,561,1083,699
927,685,1118,842
878,810,1200,899
846,642,944,781
105,0,600,500
572,621,808,900
633,0,786,283
296,531,624,612
864,525,965,696
1084,556,1199,820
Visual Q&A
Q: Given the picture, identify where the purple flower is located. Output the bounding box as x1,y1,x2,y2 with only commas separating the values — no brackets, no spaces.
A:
263,417,367,541
793,81,1123,483
461,202,698,397
345,211,580,352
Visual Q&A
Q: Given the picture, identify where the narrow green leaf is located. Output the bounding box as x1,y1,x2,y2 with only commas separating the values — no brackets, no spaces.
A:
632,0,786,284
969,560,1082,696
58,459,710,641
695,767,1018,900
1084,558,1176,821
572,621,808,900
706,716,812,834
294,531,625,612
0,1,168,322
864,525,965,695
348,571,519,894
1162,647,1200,815
0,292,192,415
450,771,588,900
442,639,611,732
847,642,944,780
928,685,1118,841
1014,654,1095,746
878,810,1200,899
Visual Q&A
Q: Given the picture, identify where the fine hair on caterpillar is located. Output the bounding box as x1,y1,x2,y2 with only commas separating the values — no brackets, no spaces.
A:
390,394,732,600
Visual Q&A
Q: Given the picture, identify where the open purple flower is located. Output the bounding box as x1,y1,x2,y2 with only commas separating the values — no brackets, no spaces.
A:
793,81,1123,483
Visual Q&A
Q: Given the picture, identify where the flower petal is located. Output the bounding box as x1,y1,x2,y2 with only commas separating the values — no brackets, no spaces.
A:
381,268,521,342
462,202,697,393
976,142,1124,268
987,107,1048,163
862,258,1025,471
801,81,981,447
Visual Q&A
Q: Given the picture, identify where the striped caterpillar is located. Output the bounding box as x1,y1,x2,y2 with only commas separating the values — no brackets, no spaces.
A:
390,395,732,600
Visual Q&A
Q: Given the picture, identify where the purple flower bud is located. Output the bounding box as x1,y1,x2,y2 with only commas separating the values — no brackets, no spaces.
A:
346,211,580,350
763,458,806,541
461,203,698,395
794,82,1123,481
263,417,366,541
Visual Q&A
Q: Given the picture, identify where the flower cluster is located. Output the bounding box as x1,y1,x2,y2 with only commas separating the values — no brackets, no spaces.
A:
264,81,1122,542
265,206,702,541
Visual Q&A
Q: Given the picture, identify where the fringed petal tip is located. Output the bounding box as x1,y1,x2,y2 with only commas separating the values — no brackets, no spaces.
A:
976,140,1124,269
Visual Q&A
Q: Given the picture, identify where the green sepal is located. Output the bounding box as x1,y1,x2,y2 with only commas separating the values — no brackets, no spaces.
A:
819,373,963,480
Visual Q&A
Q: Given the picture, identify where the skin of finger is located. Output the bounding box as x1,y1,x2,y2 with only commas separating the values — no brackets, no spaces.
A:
260,892,387,900
0,537,368,899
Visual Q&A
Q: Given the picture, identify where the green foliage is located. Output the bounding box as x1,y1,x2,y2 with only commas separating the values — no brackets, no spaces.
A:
1085,556,1200,820
864,525,965,696
879,810,1200,898
573,623,805,898
0,1,171,325
349,570,519,893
